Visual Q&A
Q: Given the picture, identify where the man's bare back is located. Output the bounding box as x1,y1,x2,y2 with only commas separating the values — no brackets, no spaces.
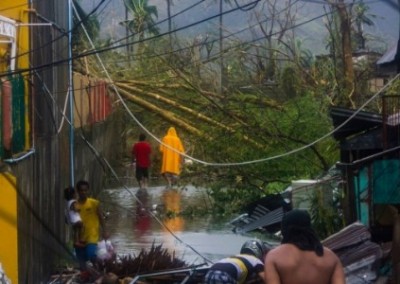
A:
264,243,345,284
264,209,345,284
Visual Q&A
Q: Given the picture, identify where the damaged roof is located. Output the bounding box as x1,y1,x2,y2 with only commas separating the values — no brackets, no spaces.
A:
377,43,399,65
330,106,382,140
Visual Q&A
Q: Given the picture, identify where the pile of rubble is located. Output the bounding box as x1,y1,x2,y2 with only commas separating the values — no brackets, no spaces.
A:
322,222,392,283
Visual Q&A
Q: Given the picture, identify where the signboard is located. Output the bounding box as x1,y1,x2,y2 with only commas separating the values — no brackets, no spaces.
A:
0,15,16,38
0,15,16,71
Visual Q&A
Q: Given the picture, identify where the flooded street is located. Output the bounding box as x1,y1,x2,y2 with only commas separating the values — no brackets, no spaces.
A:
100,184,275,265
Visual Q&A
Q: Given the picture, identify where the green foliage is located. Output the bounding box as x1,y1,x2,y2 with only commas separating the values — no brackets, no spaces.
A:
352,1,376,50
72,0,100,51
385,78,400,96
121,0,159,40
309,187,344,240
280,66,299,99
195,92,338,214
118,36,339,213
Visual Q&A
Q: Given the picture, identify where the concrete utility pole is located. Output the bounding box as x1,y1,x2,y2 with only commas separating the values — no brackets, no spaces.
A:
219,0,224,96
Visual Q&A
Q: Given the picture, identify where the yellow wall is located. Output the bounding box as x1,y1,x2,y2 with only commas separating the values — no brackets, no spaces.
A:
0,172,18,283
1,1,30,283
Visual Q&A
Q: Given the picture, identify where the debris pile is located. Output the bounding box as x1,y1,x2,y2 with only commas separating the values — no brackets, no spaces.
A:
48,243,209,283
322,222,391,283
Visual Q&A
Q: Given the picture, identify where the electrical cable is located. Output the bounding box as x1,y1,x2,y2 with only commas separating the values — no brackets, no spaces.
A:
73,0,400,236
1,0,282,76
3,0,398,168
2,0,398,275
2,0,399,268
10,0,397,169
2,0,204,67
97,0,301,66
234,0,261,11
70,1,215,264
2,0,395,69
0,0,110,69
1,0,301,72
103,7,333,83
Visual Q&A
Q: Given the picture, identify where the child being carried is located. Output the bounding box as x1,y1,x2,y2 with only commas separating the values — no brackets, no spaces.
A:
64,186,85,247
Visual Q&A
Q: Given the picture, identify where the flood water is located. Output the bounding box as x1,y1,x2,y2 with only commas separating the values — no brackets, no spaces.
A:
100,184,276,265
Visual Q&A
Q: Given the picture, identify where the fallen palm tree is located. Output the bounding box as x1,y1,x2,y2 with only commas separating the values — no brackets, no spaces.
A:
114,82,264,149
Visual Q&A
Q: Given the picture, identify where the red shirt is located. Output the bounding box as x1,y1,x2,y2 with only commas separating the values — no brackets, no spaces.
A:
132,141,152,168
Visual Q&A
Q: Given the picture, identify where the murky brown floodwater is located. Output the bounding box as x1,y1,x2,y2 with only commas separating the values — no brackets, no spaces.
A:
99,184,276,265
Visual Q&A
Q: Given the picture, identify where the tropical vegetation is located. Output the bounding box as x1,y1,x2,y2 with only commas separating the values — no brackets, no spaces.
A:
71,0,398,219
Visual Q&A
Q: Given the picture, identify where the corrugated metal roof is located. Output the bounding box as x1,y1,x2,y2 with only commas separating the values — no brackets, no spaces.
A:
322,222,384,283
330,106,382,140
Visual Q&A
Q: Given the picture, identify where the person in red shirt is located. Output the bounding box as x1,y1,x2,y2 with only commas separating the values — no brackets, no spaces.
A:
132,133,152,189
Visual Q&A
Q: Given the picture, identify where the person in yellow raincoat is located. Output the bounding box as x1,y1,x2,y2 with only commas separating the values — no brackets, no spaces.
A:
160,127,185,187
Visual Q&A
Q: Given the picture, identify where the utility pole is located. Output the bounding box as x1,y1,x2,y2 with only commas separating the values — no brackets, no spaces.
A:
336,0,355,107
68,0,75,186
125,4,131,67
219,0,224,96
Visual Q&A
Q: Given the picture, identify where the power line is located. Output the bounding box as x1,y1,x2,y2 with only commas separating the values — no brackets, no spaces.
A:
87,8,332,83
6,0,302,77
70,2,215,264
95,0,301,65
1,0,205,67
72,1,400,169
1,0,326,77
0,0,110,69
5,0,399,269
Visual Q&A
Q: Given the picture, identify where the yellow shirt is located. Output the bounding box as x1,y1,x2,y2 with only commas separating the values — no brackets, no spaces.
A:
76,198,100,244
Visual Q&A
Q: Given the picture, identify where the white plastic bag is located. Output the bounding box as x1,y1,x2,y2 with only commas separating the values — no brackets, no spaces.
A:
96,239,115,260
0,263,11,284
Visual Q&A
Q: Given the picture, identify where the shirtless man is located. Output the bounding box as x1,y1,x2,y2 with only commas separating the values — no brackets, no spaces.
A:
264,209,345,284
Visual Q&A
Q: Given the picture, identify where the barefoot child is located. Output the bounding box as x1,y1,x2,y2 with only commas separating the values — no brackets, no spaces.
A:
64,186,85,247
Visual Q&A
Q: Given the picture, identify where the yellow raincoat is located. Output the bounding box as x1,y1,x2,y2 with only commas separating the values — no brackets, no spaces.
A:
160,127,185,176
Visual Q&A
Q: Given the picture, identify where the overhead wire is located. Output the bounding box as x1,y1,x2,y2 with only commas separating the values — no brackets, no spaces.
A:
71,0,214,265
100,0,302,66
90,31,400,168
1,0,398,275
99,7,331,86
2,0,300,71
72,0,400,234
0,0,327,77
3,0,399,168
5,0,397,168
0,0,110,70
71,0,400,168
234,0,261,11
0,0,278,76
0,0,330,96
3,0,399,269
1,0,392,69
1,0,205,69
